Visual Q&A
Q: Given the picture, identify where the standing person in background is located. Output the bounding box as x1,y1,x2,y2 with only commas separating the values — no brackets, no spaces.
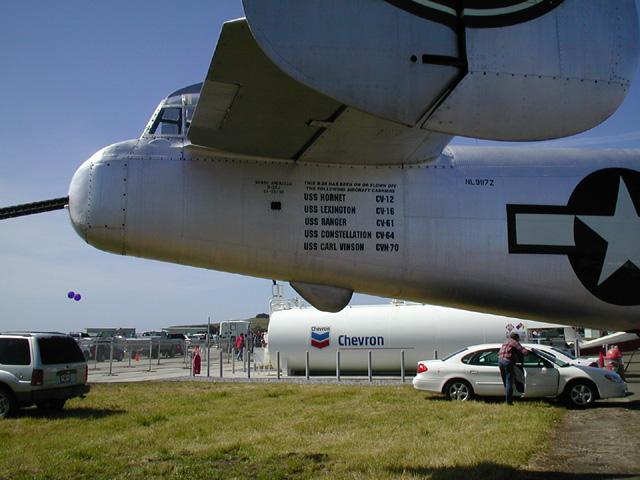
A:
498,333,530,405
235,333,244,361
247,330,254,353
192,346,201,375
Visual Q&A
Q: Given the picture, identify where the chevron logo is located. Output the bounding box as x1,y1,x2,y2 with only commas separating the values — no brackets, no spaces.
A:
311,327,330,349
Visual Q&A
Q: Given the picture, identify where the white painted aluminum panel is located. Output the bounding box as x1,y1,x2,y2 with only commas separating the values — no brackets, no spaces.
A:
425,0,639,140
69,143,640,331
242,0,461,126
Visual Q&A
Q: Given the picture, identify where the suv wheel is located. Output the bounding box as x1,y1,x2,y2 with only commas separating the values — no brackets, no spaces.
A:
0,386,17,419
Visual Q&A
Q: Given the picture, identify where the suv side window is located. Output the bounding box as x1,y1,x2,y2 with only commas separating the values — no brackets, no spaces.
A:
0,338,31,365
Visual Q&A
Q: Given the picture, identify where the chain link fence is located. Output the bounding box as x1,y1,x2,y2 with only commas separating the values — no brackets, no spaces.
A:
82,337,273,380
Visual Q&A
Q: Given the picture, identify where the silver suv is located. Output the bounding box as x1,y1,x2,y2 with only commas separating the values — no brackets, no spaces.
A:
0,332,90,418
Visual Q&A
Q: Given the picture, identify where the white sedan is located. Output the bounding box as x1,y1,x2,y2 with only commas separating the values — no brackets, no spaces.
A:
413,343,627,407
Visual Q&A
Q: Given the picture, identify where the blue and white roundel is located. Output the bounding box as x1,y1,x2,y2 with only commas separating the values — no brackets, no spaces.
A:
507,168,640,306
384,0,564,29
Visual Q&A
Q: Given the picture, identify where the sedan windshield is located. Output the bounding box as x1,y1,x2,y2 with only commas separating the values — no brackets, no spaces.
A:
532,348,569,367
550,346,577,359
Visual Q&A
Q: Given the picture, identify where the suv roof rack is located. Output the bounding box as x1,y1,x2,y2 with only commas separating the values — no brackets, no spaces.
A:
1,331,67,336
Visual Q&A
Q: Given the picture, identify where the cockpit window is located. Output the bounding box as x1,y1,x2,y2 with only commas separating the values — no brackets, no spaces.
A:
141,83,202,140
150,107,182,135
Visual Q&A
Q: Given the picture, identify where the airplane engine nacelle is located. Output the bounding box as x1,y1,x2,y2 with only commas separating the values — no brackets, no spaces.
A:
242,0,639,141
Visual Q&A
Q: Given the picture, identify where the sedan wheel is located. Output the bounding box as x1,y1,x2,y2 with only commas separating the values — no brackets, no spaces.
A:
567,382,595,407
444,380,474,401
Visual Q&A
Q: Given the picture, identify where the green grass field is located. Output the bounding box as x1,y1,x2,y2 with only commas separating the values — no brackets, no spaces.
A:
0,382,562,479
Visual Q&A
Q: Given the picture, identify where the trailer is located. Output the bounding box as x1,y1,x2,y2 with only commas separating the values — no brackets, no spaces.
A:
218,321,251,352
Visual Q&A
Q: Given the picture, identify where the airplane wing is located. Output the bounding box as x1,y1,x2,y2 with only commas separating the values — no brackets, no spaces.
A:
241,0,638,142
188,19,453,165
578,332,640,355
190,0,638,162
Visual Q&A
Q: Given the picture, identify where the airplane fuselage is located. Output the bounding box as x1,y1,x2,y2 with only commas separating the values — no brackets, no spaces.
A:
68,140,640,331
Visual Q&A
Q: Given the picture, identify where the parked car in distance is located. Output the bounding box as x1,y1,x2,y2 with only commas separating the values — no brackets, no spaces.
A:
0,332,90,418
413,343,626,407
167,332,189,345
89,339,126,362
69,332,90,340
76,341,91,361
136,331,185,358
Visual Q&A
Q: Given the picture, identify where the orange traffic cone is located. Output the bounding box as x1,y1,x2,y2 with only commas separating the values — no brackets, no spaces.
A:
134,353,139,362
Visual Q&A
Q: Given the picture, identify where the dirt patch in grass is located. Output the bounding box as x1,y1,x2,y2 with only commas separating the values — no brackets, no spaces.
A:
519,376,640,479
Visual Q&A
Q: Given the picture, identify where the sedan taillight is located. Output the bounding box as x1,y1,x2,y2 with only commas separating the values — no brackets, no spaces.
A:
417,363,428,373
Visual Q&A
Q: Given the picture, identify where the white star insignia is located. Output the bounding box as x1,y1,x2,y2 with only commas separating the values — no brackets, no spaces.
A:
577,178,640,286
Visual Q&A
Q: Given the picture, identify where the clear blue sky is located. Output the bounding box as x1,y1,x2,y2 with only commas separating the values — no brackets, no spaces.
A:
1,2,640,334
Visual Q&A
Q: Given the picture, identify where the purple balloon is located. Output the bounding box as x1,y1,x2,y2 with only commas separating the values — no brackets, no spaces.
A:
74,294,82,301
67,291,75,299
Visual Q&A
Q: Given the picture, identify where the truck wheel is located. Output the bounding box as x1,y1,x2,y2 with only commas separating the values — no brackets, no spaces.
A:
0,387,17,419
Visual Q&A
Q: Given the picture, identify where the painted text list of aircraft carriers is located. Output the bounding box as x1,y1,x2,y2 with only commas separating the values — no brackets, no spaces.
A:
303,181,399,253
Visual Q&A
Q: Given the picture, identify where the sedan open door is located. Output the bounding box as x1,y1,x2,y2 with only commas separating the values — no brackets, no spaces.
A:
520,350,561,398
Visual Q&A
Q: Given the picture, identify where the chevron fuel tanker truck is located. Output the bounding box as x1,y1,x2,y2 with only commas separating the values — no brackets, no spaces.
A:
267,300,572,375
